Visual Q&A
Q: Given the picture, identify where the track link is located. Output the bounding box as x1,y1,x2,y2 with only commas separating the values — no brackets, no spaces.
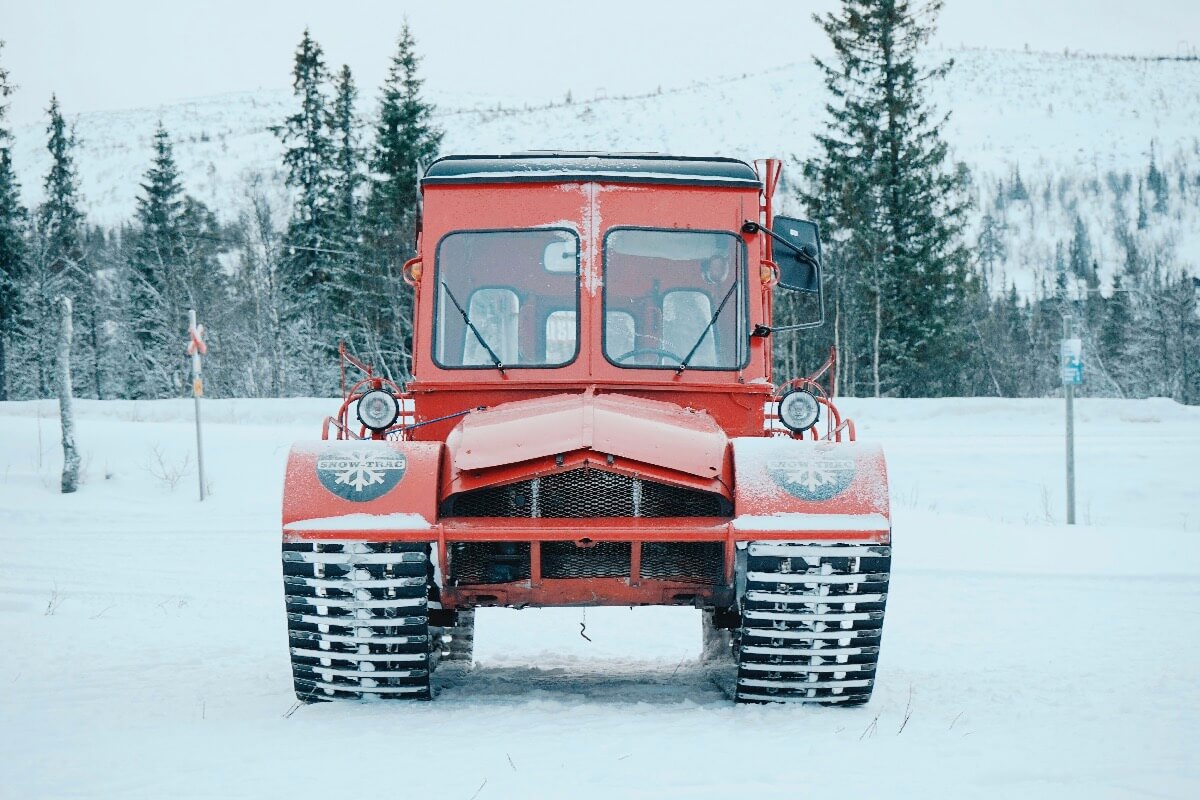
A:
439,608,476,663
283,540,436,701
735,541,890,705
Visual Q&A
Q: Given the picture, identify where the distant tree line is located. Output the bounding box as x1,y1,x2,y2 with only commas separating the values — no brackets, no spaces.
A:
0,25,441,401
0,6,1197,405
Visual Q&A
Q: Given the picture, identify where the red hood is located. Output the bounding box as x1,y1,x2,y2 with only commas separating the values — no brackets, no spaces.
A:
446,393,727,479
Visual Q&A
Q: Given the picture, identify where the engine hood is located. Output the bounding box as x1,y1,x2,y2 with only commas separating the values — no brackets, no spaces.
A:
446,392,728,480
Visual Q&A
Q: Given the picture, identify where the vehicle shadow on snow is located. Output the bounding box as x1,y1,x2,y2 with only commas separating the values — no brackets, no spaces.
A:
434,660,732,706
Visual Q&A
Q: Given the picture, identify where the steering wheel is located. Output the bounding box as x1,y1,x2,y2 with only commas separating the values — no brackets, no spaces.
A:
613,347,684,365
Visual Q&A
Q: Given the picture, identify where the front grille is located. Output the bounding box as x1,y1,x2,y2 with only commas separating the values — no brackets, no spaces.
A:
449,542,531,585
641,542,724,584
442,466,730,518
444,540,727,585
542,541,631,578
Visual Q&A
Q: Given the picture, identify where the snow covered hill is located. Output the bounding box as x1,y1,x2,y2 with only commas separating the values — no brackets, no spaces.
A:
1,396,1198,797
11,47,1200,298
8,47,1196,210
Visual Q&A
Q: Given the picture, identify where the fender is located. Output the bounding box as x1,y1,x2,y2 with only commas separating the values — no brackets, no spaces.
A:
282,440,443,540
729,437,890,542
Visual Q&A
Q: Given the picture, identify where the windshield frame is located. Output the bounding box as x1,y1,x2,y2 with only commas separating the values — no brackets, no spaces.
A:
601,226,749,372
431,227,582,371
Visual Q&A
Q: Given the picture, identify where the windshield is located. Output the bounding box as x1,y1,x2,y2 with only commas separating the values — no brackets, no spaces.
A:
434,229,580,368
603,228,746,370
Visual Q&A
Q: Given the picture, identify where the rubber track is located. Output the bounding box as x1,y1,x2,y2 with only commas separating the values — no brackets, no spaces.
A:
735,542,890,705
283,540,437,702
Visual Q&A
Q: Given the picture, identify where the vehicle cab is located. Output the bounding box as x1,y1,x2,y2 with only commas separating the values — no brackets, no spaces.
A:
404,153,786,439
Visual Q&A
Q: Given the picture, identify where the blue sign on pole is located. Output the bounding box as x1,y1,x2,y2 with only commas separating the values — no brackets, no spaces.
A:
1060,337,1084,385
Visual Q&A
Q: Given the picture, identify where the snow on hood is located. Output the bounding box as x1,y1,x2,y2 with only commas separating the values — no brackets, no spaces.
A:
284,512,432,532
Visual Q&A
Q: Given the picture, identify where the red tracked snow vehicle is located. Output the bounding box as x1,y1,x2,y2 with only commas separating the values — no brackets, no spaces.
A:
281,154,891,704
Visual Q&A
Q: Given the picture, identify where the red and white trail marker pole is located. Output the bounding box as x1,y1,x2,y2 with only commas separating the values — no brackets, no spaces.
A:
187,309,208,501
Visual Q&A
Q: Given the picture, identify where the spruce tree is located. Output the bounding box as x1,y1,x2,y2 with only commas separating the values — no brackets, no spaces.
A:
367,23,442,243
136,125,185,241
328,64,386,362
977,212,1006,280
1053,241,1069,299
26,95,89,396
364,22,443,380
1067,215,1092,279
129,124,187,395
274,30,337,305
1146,147,1168,214
273,29,341,392
1136,180,1148,230
800,0,973,396
1099,271,1134,395
0,41,26,400
38,95,85,277
331,65,363,248
128,125,225,397
1008,166,1029,202
1000,286,1033,395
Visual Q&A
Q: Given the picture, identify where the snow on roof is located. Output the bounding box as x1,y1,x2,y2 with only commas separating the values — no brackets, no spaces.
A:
422,153,761,188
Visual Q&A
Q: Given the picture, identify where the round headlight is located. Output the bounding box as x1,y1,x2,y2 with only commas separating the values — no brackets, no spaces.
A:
778,388,820,433
357,389,400,431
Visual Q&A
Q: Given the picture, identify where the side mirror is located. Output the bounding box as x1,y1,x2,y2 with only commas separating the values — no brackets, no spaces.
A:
771,215,821,293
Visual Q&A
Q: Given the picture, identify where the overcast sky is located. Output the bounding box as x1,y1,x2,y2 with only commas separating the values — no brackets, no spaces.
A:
2,0,1197,126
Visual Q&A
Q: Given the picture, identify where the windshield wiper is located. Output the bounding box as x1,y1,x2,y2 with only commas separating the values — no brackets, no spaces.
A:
676,281,738,374
441,281,506,374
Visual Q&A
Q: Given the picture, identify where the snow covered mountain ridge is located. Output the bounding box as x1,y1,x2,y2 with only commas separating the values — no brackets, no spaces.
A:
9,47,1200,291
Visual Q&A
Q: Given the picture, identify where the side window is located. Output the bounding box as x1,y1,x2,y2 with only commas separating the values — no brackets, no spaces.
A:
544,310,577,363
663,291,717,366
463,288,519,366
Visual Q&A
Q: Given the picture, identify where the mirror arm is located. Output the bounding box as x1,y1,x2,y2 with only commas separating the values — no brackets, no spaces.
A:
747,318,824,345
741,220,821,268
770,320,824,333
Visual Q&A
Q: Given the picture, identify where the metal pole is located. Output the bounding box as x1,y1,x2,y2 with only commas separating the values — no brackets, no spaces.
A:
1064,316,1075,525
190,309,206,502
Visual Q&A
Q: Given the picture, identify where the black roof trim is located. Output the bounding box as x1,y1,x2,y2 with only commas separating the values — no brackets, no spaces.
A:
422,153,762,189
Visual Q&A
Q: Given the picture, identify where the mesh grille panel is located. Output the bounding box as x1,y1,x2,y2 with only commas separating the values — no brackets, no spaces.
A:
640,542,724,584
449,542,531,584
542,541,631,579
442,466,729,518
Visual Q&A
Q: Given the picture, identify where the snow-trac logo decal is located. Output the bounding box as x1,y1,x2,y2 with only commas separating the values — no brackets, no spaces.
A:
316,450,408,502
767,454,856,501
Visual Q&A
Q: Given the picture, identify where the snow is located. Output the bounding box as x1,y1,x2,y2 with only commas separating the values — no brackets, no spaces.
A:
284,512,432,531
1,396,1199,797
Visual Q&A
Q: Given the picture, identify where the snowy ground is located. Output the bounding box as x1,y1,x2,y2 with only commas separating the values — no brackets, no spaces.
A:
1,396,1198,798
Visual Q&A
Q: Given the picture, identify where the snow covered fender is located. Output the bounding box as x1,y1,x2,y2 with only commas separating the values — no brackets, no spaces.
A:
282,440,443,540
729,438,890,541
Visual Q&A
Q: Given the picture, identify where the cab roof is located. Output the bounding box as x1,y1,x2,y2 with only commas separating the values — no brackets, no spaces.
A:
422,153,761,189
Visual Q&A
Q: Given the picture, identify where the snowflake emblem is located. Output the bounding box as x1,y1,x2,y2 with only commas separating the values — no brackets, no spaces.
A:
785,463,839,493
334,459,388,492
316,450,408,502
768,456,855,501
